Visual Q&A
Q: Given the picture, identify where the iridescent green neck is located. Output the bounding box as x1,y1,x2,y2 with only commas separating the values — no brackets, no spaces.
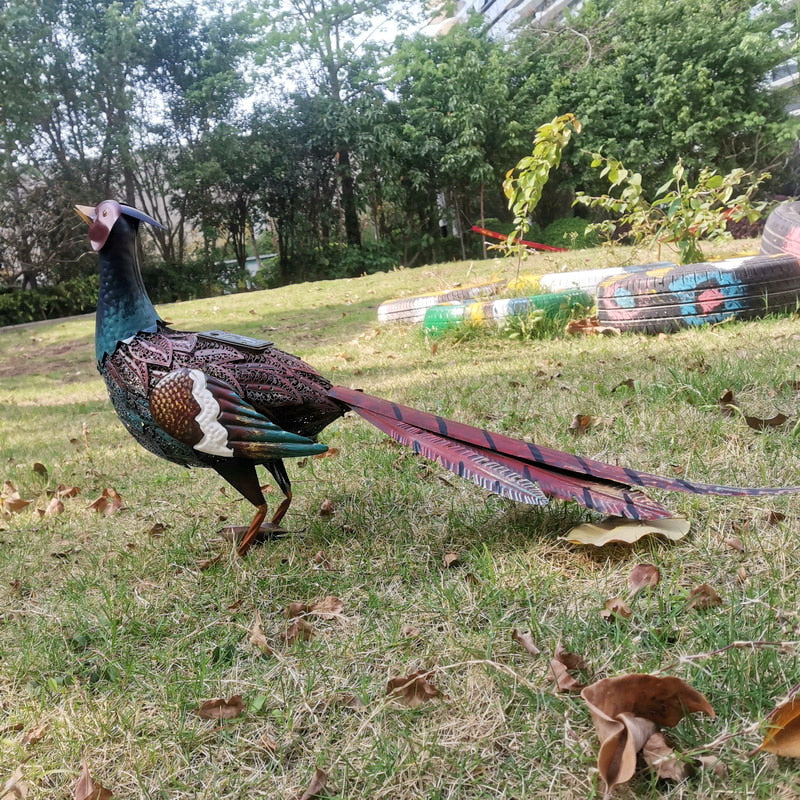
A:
95,216,162,362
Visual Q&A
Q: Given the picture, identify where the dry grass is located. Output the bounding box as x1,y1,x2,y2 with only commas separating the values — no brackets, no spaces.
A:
1,239,800,799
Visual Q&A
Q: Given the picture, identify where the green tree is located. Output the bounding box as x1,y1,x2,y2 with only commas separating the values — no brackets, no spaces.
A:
251,0,425,247
388,21,521,259
510,0,796,194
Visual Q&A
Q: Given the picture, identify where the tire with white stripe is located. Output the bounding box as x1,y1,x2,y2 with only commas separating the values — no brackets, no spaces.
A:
760,201,800,258
377,283,504,323
596,254,800,333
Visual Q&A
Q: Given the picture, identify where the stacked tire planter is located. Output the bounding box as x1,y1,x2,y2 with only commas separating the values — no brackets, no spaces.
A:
596,253,800,333
422,289,593,336
377,282,505,324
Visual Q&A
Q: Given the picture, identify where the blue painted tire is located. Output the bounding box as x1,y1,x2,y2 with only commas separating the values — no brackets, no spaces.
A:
596,254,800,333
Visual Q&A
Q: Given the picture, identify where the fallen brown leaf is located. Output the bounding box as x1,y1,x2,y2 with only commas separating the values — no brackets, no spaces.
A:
292,767,328,800
686,583,723,610
386,670,442,708
569,413,594,435
193,695,244,720
32,462,47,478
88,488,123,516
581,674,714,793
718,388,737,417
550,644,588,692
442,551,460,568
1,765,28,800
319,498,335,516
0,482,31,516
611,378,637,393
629,564,661,596
74,758,112,800
42,497,65,517
600,597,633,620
147,522,166,536
248,611,275,655
284,618,316,644
56,484,81,499
642,732,691,781
20,724,47,746
718,388,791,430
313,447,340,459
565,316,620,336
284,596,343,619
312,550,333,570
511,628,541,656
723,535,745,553
308,596,344,618
758,695,800,757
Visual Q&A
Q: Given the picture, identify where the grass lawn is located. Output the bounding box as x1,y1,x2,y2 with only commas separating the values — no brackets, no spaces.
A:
1,239,799,799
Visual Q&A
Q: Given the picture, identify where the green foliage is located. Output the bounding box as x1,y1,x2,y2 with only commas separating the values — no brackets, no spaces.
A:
575,154,769,263
541,217,599,249
502,114,582,257
508,0,796,195
0,276,99,326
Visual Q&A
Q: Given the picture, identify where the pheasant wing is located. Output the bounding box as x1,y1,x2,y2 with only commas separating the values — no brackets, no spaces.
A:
150,368,328,460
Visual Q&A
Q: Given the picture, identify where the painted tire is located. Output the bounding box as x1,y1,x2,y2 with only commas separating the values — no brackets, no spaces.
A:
760,201,800,258
423,289,593,336
377,282,504,323
596,254,800,334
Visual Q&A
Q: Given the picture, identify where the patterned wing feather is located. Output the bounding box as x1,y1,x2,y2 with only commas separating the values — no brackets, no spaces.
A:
150,368,328,460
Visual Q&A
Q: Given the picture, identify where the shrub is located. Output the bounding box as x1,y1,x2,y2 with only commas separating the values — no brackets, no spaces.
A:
542,217,599,249
0,275,99,326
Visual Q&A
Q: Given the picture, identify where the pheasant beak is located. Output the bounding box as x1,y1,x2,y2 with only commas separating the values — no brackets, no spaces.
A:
74,205,95,225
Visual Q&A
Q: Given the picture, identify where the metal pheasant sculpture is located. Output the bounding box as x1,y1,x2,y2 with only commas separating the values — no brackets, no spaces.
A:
78,200,798,555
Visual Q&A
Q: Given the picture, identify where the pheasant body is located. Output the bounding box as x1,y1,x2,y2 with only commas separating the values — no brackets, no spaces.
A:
79,199,799,556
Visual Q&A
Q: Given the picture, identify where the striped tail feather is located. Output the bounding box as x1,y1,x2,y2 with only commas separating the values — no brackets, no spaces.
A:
354,406,673,519
328,385,800,518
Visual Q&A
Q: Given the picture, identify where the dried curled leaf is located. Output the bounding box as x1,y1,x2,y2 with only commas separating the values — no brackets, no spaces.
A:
718,388,791,430
292,767,329,800
581,674,714,793
686,583,722,610
193,695,244,720
629,564,661,595
758,696,800,758
549,643,588,692
88,488,123,516
1,765,28,800
284,618,316,644
600,597,632,620
74,759,112,800
248,611,275,655
642,732,691,781
511,628,541,656
1,482,31,516
386,670,442,708
565,316,620,336
284,596,344,620
564,516,690,547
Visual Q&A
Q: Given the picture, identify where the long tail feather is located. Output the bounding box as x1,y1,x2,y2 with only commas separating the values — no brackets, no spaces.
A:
329,385,799,518
356,406,673,519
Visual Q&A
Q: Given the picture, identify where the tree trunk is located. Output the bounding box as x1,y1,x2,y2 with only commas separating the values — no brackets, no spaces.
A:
338,148,360,246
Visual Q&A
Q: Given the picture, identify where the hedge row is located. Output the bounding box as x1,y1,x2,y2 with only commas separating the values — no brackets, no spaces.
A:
0,275,99,327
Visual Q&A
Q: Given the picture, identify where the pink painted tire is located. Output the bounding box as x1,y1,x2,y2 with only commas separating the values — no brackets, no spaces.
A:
596,254,800,333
